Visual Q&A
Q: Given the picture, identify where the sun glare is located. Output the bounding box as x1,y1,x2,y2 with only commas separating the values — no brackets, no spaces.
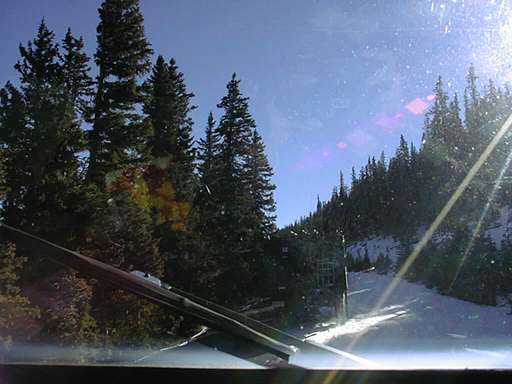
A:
480,3,512,82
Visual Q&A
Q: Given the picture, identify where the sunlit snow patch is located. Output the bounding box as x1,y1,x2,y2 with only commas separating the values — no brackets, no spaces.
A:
305,309,408,344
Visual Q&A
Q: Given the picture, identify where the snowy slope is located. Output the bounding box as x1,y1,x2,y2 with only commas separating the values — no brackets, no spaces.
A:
484,206,512,250
346,236,400,262
346,205,512,264
305,271,512,368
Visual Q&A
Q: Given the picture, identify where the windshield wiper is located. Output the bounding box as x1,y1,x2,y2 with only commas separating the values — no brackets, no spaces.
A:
0,223,369,368
0,224,298,360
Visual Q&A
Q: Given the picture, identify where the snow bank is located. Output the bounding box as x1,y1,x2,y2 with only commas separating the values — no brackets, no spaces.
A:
346,204,512,265
346,236,400,262
484,206,512,250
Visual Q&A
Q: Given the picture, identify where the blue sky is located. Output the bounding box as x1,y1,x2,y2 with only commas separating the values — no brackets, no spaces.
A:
1,0,511,227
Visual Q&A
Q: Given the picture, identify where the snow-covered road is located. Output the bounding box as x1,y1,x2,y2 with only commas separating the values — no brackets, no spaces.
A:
305,271,512,368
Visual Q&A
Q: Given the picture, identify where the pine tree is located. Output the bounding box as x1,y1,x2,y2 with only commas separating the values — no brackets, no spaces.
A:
421,77,452,221
447,93,466,171
61,28,94,118
245,129,276,237
169,58,196,198
425,76,450,147
464,64,480,139
0,83,28,226
210,73,258,303
60,27,93,148
142,56,197,289
144,56,173,158
388,135,411,230
339,170,347,199
143,57,196,198
0,144,6,211
88,0,153,188
8,21,89,242
350,166,357,191
196,112,219,234
14,19,61,184
83,195,163,277
0,149,6,201
197,112,218,190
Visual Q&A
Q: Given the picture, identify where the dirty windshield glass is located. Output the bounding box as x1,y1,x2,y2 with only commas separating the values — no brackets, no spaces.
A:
2,0,512,369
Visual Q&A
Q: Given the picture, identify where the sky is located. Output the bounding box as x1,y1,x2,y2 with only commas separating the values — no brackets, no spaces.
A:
2,0,512,227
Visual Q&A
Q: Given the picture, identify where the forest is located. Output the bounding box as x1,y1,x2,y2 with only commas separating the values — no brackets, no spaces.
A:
0,0,276,352
285,66,512,307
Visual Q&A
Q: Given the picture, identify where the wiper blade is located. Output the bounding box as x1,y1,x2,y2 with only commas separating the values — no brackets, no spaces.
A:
2,223,374,368
0,223,297,362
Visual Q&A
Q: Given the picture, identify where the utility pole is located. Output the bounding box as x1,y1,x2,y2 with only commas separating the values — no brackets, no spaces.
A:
340,233,349,320
334,229,349,323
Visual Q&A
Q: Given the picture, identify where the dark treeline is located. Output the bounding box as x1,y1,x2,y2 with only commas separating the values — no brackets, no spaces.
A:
285,67,512,307
0,0,276,352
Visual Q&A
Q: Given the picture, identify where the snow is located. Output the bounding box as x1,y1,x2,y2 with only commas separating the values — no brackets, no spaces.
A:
484,206,512,249
304,271,512,368
346,205,512,265
346,236,400,262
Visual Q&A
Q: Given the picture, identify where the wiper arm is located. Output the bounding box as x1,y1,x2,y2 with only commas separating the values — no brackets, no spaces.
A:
0,223,297,361
1,223,373,368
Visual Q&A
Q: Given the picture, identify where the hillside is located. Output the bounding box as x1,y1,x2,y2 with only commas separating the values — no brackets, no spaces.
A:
347,204,512,263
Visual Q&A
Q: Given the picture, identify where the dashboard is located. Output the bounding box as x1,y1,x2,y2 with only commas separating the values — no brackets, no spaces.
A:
2,364,512,384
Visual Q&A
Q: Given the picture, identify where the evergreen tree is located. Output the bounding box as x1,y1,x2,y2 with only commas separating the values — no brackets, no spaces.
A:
83,195,163,277
170,58,196,198
143,56,172,158
446,93,466,173
425,77,450,147
388,135,411,230
197,112,218,191
143,56,196,198
339,170,347,199
8,21,89,242
142,55,198,289
0,83,28,226
464,64,481,147
195,112,219,240
245,129,276,237
88,0,153,188
0,149,6,200
421,77,452,221
61,28,94,115
13,19,61,186
210,73,258,303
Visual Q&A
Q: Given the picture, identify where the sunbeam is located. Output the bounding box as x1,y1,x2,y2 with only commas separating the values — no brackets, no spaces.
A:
448,147,512,292
339,112,512,353
305,310,407,344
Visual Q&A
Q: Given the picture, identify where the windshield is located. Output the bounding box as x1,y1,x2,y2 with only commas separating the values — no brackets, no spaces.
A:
2,0,512,370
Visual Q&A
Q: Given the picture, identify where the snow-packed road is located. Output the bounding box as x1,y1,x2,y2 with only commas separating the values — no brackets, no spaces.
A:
305,271,512,368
